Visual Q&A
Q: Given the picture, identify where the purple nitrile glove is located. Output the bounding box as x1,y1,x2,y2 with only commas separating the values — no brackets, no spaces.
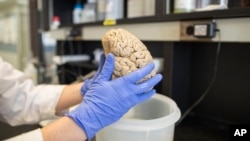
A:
80,53,105,96
67,53,162,140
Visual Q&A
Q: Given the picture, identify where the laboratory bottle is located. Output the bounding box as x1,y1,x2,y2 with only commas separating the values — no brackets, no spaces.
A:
82,3,96,23
105,0,124,20
204,0,228,7
173,0,196,13
197,0,228,9
97,0,106,21
144,0,156,16
50,16,60,30
73,3,83,24
127,0,144,18
219,0,228,7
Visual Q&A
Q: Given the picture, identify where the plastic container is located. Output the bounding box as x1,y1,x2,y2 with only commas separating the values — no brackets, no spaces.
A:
73,3,83,24
196,0,228,11
127,0,156,18
50,16,60,30
82,3,96,23
127,0,144,18
144,0,156,16
174,0,196,13
166,0,171,14
96,93,181,141
105,0,124,20
97,0,106,21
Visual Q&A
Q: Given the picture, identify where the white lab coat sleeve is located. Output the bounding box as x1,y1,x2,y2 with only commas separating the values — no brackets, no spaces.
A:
0,57,66,126
4,129,43,141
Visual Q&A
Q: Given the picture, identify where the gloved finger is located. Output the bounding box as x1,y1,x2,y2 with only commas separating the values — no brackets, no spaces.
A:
134,74,162,94
123,63,155,83
93,53,106,80
136,89,156,103
96,53,115,81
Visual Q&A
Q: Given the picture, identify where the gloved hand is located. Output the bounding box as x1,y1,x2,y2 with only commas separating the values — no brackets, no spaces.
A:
68,53,162,140
80,53,105,96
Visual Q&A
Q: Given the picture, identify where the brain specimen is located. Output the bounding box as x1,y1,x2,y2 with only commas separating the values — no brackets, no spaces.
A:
102,28,156,81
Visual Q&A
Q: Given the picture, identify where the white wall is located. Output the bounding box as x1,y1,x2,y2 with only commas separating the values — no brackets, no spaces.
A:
0,0,30,70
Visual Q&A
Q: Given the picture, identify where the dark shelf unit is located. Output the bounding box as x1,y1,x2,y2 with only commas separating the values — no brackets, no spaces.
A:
40,0,250,30
66,7,250,29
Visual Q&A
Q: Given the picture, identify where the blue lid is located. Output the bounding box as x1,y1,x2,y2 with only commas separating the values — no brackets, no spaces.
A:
74,4,83,9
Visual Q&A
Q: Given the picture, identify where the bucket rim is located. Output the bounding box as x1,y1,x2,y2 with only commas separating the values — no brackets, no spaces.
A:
109,93,181,131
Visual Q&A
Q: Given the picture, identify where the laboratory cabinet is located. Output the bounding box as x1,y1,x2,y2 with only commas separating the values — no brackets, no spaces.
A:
27,0,250,141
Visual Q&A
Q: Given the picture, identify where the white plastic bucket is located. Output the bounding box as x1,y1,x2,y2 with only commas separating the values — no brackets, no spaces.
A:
96,93,181,141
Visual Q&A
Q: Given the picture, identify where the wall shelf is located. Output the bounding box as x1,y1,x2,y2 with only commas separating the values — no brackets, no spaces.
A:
49,16,250,43
56,7,250,29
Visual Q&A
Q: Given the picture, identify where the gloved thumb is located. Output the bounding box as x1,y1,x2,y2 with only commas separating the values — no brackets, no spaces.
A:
96,53,115,81
93,53,106,79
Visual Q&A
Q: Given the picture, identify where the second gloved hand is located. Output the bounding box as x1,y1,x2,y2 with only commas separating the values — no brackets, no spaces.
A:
68,53,162,140
80,53,105,96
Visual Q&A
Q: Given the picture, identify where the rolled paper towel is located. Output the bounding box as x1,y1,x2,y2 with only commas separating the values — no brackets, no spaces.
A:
102,28,156,82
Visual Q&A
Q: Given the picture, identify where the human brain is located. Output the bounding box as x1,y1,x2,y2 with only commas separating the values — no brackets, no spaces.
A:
102,28,156,81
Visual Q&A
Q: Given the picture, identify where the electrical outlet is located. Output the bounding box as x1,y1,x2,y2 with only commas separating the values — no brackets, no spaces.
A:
180,20,216,41
193,22,216,38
